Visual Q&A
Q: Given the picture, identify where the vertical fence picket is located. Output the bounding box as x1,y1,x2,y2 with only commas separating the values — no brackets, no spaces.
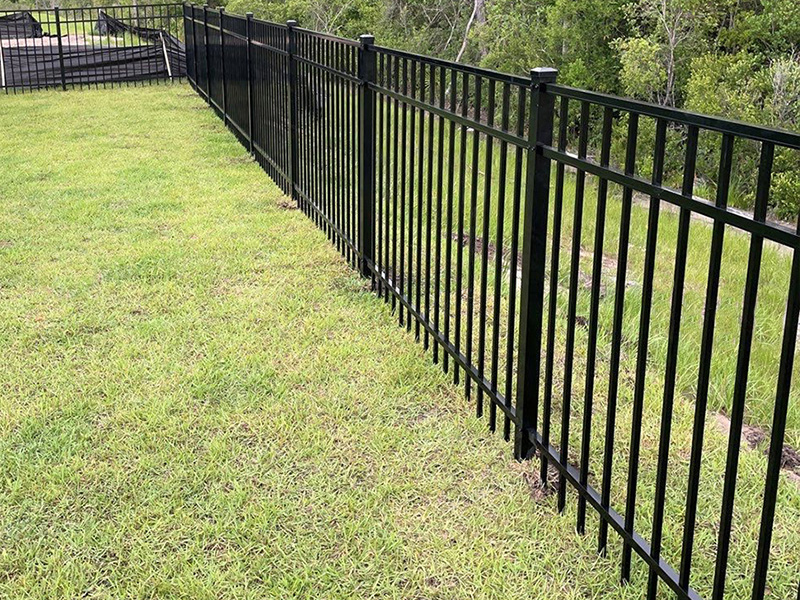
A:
466,76,482,403
423,64,435,352
478,78,495,426
245,13,254,155
286,21,299,203
453,71,468,386
407,60,417,333
53,6,67,91
414,62,425,342
203,5,210,99
191,5,199,89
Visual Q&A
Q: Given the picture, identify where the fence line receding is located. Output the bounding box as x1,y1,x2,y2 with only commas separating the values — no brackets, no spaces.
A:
183,5,800,599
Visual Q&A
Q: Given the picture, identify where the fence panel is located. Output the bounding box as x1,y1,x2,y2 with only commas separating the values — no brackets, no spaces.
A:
369,46,535,445
0,3,185,93
205,8,222,110
293,28,361,266
183,6,800,599
249,18,289,193
191,5,206,94
220,11,248,145
535,84,800,600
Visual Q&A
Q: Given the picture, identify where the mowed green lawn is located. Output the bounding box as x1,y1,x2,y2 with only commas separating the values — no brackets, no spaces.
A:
0,85,623,599
0,84,797,599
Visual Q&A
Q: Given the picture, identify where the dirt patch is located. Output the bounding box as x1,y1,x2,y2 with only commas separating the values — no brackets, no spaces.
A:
1,34,117,50
579,246,618,272
715,413,767,449
714,413,800,485
515,453,563,502
451,232,498,261
781,445,800,470
576,245,623,294
522,469,556,501
276,198,297,210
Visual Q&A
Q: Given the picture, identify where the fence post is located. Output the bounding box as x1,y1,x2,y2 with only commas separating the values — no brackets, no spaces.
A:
54,6,67,91
357,34,377,280
245,12,255,156
513,67,557,461
286,20,299,201
202,5,210,100
219,7,227,124
190,5,199,90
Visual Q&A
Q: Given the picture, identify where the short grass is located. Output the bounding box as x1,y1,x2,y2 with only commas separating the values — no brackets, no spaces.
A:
0,84,642,599
0,84,797,599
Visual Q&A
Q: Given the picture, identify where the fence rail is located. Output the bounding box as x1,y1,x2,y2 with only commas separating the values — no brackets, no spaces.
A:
0,4,185,92
184,5,800,599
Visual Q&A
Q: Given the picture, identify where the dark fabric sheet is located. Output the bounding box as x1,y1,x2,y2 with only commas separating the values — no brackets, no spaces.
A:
2,42,186,89
0,11,44,39
95,10,166,43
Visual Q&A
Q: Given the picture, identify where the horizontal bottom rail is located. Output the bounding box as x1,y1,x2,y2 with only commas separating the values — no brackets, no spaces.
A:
528,429,702,600
294,187,359,257
371,265,518,424
190,77,290,188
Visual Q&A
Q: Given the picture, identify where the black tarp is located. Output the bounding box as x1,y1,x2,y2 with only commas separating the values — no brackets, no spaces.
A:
95,10,169,43
0,11,44,39
1,10,185,89
2,42,186,88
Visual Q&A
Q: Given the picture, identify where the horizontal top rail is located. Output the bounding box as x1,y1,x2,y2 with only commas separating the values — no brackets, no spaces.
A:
551,84,800,150
184,6,285,31
369,81,528,147
294,26,358,46
373,44,530,87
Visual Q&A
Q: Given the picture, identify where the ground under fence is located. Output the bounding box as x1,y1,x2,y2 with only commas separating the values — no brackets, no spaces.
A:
0,4,186,92
182,5,800,600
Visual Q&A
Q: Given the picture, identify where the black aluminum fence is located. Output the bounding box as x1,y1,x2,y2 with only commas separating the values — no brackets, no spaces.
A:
185,5,800,599
0,4,185,93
